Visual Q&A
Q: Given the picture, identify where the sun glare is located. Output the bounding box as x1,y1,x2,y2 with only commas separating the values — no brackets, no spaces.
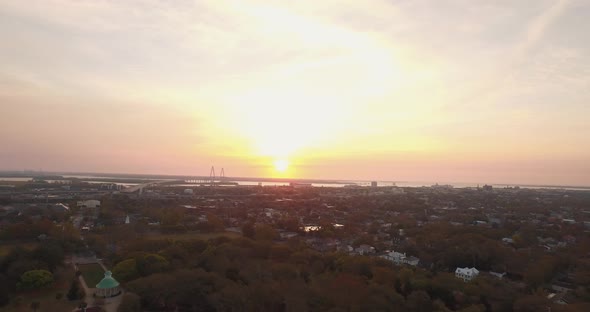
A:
274,159,289,173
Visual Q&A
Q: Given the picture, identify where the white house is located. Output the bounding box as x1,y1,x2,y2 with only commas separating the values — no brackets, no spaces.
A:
381,251,420,266
354,244,375,255
489,271,506,279
77,200,101,208
455,267,479,282
404,256,420,266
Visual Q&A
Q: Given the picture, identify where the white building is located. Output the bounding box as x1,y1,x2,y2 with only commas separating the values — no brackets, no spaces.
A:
381,251,420,266
77,200,101,208
354,244,375,255
455,267,480,282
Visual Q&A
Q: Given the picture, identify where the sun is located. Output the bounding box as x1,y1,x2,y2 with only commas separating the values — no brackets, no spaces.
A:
273,159,289,173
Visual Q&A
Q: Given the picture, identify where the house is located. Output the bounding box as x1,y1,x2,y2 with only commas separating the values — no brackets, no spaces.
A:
381,251,420,266
502,237,514,244
354,244,375,255
280,231,299,240
405,256,420,266
455,267,479,282
50,203,70,212
77,200,101,209
381,251,404,263
489,271,507,279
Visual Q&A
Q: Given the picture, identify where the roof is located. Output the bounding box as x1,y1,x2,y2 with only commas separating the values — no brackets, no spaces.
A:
455,267,479,275
96,271,120,289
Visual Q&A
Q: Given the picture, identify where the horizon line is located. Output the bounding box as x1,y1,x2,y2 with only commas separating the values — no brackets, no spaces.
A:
1,169,590,189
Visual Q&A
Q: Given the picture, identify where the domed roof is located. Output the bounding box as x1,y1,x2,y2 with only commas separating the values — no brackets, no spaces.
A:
96,271,120,289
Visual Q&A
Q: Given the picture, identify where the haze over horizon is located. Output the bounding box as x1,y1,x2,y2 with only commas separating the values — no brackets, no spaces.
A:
1,0,589,186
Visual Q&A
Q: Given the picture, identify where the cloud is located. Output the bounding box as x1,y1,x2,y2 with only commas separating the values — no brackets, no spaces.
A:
515,0,570,57
0,0,588,184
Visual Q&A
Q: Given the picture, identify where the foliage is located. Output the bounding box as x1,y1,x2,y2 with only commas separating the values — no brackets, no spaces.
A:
30,300,40,312
112,259,139,283
117,292,141,312
66,279,85,301
17,270,53,290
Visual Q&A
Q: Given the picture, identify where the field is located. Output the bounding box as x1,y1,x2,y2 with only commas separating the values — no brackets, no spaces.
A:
77,263,105,288
0,266,78,312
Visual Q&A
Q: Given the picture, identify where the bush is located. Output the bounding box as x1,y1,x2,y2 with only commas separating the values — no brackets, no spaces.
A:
17,270,53,290
117,293,141,312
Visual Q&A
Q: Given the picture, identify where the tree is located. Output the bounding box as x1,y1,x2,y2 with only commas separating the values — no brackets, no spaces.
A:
513,295,549,312
312,273,369,310
254,224,278,241
0,274,10,307
407,290,432,312
112,259,140,282
30,301,40,312
67,279,85,301
32,242,64,272
206,213,224,232
242,223,255,239
136,254,169,276
524,256,557,288
117,293,141,312
17,270,53,290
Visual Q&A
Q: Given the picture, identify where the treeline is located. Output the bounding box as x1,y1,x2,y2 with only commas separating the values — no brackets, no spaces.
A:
110,236,589,312
0,241,66,306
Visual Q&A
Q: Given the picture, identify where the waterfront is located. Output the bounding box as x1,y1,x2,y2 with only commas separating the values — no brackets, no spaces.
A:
1,173,590,190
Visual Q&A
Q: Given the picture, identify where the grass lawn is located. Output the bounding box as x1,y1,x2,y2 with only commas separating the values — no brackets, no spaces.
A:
147,231,242,241
77,263,105,288
1,266,78,312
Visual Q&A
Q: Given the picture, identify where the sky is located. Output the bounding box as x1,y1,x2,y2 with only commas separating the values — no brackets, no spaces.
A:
0,0,589,185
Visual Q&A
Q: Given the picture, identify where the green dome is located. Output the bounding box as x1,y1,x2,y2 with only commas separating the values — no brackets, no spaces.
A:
96,271,120,289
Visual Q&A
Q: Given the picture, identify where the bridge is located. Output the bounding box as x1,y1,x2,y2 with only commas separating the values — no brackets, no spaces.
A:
121,167,231,193
120,180,175,194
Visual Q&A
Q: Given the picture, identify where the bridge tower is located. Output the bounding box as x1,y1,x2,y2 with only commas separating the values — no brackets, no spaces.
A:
220,168,225,180
209,166,216,186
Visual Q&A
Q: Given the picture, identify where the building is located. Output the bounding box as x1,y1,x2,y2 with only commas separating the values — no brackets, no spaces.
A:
489,271,507,279
95,271,121,298
354,244,375,255
381,251,420,266
77,200,101,209
455,267,480,282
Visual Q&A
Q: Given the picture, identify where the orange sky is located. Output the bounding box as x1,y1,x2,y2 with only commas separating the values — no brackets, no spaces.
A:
0,0,589,185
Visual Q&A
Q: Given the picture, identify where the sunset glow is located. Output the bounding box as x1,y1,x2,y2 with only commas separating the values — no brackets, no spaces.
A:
0,0,589,185
273,159,290,173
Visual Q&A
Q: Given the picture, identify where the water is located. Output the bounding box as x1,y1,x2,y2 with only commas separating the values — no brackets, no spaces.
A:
0,177,32,182
1,174,588,190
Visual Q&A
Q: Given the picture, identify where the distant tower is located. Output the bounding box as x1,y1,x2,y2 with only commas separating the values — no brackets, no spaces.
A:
220,168,225,179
